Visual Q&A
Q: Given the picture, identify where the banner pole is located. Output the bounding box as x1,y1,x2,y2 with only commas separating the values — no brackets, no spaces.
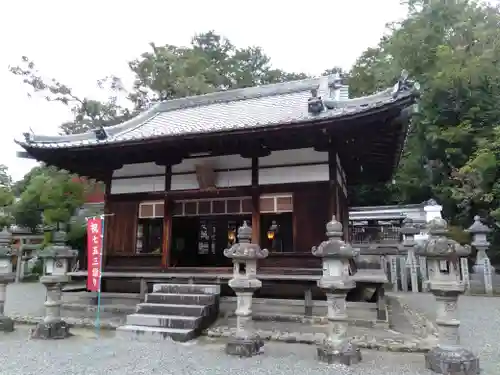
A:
95,214,105,338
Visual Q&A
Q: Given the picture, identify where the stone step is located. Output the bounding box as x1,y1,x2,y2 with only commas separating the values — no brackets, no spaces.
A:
146,293,216,305
137,303,212,317
126,313,202,330
152,283,220,295
116,325,196,342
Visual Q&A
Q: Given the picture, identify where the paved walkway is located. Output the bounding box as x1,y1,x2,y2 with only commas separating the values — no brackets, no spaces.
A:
2,284,500,374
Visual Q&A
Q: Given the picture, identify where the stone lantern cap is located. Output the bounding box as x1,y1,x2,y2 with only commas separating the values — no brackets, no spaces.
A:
466,215,491,235
312,216,356,259
0,227,12,248
0,246,14,259
38,247,78,260
416,218,470,258
223,222,268,260
38,230,78,259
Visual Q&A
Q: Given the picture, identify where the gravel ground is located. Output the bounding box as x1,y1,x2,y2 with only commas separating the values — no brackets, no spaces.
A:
393,292,500,375
2,283,500,374
0,327,434,375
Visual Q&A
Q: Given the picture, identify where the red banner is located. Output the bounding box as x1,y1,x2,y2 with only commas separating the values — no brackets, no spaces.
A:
87,217,103,291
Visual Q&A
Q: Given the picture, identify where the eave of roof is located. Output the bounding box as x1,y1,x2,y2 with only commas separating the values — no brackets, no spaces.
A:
15,73,418,151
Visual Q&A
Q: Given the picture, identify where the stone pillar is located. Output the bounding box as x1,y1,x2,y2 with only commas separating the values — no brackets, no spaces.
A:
459,257,470,292
400,219,420,293
389,255,398,292
467,216,494,295
224,221,268,357
417,218,479,374
0,228,14,332
311,216,361,366
31,229,78,340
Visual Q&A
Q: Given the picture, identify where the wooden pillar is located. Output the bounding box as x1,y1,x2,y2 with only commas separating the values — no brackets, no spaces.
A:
327,149,339,220
251,157,260,245
162,165,173,268
102,174,112,269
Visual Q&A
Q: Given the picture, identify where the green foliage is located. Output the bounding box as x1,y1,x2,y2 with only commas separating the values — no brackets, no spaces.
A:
12,168,85,231
0,165,14,229
348,0,500,225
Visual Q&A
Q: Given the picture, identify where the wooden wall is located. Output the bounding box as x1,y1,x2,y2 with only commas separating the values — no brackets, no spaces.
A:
259,183,328,268
102,181,346,270
104,201,138,255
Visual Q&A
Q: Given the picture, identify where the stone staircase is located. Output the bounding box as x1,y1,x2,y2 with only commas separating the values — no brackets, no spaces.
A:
117,283,220,342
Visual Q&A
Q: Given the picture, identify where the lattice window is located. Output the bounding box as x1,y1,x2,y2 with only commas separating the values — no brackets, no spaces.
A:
170,194,293,217
138,201,164,218
259,194,293,213
172,197,253,217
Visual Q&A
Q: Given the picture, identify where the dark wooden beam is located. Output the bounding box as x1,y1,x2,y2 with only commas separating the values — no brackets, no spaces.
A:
327,146,339,220
251,157,260,245
162,164,172,269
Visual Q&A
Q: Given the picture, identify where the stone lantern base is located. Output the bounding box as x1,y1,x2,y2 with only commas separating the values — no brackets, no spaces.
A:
31,275,72,340
425,346,480,374
317,341,362,366
225,335,264,357
0,315,14,332
31,320,72,340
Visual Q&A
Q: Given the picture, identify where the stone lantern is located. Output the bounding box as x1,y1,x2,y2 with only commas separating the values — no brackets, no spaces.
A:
400,218,421,293
0,228,14,332
416,218,479,374
223,221,268,357
467,215,494,278
311,216,361,366
31,229,78,340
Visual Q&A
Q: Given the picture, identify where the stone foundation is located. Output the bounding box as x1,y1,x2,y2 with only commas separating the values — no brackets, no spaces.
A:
31,320,72,340
317,341,362,365
225,336,264,357
0,315,14,332
425,346,480,375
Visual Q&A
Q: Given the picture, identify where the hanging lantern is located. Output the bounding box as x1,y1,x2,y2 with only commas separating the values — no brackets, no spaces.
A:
228,229,236,242
267,221,278,241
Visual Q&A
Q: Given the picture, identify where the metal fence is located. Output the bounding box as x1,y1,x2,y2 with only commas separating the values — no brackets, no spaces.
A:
350,225,402,244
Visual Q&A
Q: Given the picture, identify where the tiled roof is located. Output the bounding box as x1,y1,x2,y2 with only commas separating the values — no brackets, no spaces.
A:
15,74,417,150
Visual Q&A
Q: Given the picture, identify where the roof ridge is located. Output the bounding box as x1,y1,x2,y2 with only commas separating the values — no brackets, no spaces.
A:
154,76,333,113
15,76,331,146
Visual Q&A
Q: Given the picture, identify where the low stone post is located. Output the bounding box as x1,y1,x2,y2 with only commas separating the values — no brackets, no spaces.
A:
417,218,479,374
0,228,14,332
31,229,78,340
311,216,361,366
400,219,420,293
224,221,268,357
389,254,398,292
467,216,493,295
459,257,470,292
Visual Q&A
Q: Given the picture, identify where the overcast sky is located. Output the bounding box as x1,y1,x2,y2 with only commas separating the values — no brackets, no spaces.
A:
0,0,407,182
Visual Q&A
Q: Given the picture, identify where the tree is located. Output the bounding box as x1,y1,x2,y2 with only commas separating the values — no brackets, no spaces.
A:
348,0,500,227
10,31,309,133
12,168,85,231
9,57,133,135
127,31,308,109
0,165,14,229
